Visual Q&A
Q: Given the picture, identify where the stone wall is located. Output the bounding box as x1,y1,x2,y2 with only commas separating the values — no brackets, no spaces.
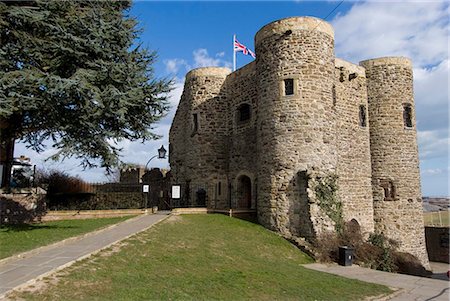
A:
224,62,258,210
0,193,46,224
361,57,429,267
334,58,374,234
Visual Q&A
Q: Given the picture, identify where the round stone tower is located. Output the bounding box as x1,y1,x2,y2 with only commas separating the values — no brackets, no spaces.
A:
255,17,338,238
360,57,429,267
173,67,230,205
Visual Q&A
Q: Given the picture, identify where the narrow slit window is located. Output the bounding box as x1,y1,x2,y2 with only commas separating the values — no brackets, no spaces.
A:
403,104,413,128
218,181,222,196
359,105,367,127
284,79,294,96
332,85,336,107
192,113,198,132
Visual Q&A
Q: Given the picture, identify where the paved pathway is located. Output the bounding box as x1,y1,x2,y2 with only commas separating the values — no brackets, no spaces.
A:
0,213,169,299
304,263,449,301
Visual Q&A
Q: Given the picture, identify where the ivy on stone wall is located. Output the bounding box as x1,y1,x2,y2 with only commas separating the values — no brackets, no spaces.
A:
314,174,343,233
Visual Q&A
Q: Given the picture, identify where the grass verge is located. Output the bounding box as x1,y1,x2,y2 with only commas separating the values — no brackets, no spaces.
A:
423,211,449,226
11,214,391,300
0,216,135,260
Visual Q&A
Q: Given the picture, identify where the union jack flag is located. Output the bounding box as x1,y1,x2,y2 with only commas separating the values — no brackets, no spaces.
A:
234,38,255,58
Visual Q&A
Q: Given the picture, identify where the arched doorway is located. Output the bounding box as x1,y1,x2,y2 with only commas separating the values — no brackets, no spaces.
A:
237,175,252,208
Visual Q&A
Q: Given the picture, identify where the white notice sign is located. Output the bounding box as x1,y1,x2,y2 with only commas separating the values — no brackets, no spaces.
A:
172,185,181,199
142,185,149,193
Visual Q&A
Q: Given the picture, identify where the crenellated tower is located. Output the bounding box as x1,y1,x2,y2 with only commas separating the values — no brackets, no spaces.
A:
360,57,429,267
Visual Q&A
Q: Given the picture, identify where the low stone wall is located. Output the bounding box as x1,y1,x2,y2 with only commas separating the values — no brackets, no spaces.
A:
172,208,208,215
425,226,449,263
0,193,46,224
42,209,144,221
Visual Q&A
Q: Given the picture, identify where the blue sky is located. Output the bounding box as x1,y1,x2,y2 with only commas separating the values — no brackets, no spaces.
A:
16,1,449,196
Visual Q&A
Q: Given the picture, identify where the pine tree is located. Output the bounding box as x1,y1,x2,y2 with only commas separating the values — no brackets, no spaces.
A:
0,0,171,187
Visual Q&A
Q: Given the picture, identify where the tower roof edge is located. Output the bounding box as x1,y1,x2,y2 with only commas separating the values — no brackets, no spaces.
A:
359,56,412,68
255,16,334,46
186,67,231,80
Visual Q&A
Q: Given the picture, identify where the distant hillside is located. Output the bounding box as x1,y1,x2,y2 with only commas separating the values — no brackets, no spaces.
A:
423,197,450,212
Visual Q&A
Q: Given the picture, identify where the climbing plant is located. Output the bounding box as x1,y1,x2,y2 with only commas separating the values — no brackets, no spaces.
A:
314,174,343,233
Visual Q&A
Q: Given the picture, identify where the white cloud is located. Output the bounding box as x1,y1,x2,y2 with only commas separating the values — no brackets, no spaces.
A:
421,168,445,176
193,48,232,69
417,130,449,160
164,58,190,74
332,1,449,67
414,60,449,107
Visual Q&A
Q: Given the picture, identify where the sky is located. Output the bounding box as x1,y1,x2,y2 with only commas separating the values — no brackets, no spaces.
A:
15,0,449,196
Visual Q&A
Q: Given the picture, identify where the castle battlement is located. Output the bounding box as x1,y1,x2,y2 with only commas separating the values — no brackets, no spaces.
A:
169,16,429,268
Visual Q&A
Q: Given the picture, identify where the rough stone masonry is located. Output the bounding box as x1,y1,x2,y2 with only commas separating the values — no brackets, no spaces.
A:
169,16,429,268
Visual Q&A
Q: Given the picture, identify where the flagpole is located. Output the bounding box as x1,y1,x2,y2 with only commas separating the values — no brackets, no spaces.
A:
233,34,236,71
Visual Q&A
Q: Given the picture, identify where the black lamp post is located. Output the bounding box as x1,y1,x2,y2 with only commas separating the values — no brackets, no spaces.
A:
143,145,167,212
145,145,167,169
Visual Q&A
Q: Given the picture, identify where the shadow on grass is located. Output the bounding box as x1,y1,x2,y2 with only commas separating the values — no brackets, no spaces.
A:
0,224,77,232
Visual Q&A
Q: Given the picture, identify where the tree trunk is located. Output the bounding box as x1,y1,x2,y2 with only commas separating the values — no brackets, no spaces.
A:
0,118,15,191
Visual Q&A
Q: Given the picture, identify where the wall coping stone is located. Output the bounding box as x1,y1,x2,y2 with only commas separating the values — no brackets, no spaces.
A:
335,58,366,77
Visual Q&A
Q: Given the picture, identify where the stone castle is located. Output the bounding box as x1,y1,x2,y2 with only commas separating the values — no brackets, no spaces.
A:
169,17,429,267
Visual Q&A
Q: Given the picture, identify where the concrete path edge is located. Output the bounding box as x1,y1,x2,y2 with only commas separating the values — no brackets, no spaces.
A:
0,213,170,300
0,214,145,267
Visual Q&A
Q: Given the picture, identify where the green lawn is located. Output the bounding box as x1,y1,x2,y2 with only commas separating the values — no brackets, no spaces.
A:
424,211,450,226
12,214,391,301
0,216,135,260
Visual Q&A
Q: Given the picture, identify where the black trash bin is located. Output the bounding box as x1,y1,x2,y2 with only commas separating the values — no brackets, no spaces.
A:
338,246,353,266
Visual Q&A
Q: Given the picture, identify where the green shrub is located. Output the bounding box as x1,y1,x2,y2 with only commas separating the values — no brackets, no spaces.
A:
314,174,343,233
313,222,427,276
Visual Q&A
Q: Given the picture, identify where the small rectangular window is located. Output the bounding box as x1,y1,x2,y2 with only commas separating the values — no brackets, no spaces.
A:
403,104,413,128
218,181,221,196
284,79,294,96
193,113,198,132
238,104,251,122
359,105,367,127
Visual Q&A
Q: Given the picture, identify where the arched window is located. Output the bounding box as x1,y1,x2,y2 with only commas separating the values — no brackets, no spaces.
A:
237,103,251,123
403,103,413,128
237,175,252,208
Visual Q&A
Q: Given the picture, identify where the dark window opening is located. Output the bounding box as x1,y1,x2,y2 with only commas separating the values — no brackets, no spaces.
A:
237,103,251,122
192,113,198,132
380,180,395,201
218,181,221,196
284,79,294,96
332,85,336,107
359,105,367,127
403,104,413,128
